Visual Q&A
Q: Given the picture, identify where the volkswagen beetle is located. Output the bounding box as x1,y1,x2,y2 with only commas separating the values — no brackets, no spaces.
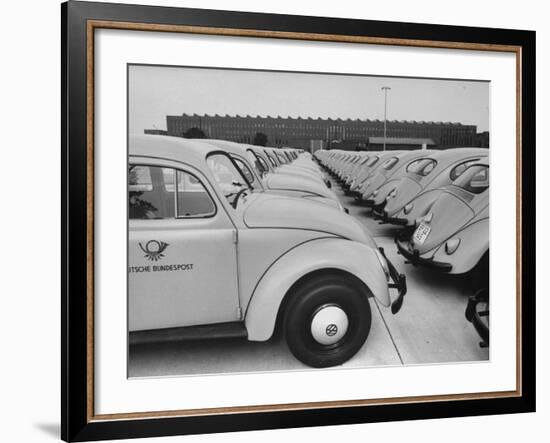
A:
346,151,400,193
395,158,489,277
259,146,330,187
371,148,488,224
355,150,434,201
196,139,343,210
128,135,406,368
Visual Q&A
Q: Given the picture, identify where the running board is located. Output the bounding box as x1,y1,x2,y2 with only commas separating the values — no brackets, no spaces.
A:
130,322,248,346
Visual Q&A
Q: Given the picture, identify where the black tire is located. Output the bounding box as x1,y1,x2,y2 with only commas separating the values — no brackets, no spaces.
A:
283,274,372,368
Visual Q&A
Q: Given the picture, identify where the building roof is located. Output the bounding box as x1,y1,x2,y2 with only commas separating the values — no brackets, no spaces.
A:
170,113,473,127
368,137,436,145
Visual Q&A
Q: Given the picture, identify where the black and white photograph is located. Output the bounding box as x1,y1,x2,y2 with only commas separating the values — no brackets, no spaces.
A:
127,65,490,378
54,1,536,441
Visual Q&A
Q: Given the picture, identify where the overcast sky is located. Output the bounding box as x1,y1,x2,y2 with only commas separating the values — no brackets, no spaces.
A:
129,64,490,134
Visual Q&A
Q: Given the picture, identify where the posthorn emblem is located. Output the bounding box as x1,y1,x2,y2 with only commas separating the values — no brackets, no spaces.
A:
139,240,169,261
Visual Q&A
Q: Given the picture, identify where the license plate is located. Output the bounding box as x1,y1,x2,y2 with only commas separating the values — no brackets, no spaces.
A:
413,222,431,245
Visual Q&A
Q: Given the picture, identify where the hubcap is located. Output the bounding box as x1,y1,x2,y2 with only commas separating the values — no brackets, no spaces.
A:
310,304,349,346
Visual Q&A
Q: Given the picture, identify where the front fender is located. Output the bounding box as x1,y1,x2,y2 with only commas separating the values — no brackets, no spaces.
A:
245,238,389,341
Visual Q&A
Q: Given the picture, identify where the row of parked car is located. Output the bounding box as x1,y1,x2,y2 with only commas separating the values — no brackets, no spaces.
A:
128,134,406,368
315,148,490,346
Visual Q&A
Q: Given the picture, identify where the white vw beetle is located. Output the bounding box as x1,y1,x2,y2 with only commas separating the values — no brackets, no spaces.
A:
128,135,406,368
196,139,343,211
395,159,489,277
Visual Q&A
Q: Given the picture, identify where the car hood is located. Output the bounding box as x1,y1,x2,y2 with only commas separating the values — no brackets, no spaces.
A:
265,173,336,201
243,194,376,246
412,191,474,254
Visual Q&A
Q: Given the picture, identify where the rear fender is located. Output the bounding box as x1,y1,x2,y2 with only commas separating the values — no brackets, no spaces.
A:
431,218,489,274
245,238,389,341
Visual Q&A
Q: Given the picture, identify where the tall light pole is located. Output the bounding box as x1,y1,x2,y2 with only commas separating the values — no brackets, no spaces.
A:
381,86,391,151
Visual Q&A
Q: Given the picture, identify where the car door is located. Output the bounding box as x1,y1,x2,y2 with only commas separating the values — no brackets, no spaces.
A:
128,162,240,332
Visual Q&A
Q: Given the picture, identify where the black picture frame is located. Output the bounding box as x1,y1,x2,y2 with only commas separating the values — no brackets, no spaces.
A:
62,1,536,441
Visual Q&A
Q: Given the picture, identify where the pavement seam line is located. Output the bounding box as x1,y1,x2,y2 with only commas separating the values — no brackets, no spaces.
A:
373,298,405,365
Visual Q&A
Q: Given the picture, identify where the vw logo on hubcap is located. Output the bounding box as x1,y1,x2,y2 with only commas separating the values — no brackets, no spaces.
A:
326,324,338,336
310,305,349,346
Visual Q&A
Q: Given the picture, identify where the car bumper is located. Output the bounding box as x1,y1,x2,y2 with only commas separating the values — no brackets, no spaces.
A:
465,289,489,346
373,205,409,225
378,247,407,314
395,239,453,272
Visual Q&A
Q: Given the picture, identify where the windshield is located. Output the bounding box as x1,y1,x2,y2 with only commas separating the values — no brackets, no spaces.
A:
453,164,489,194
247,150,269,177
233,157,260,189
275,151,288,164
207,153,252,206
265,151,279,167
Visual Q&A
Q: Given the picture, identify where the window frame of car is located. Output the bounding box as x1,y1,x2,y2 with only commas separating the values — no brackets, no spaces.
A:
128,162,218,221
449,158,482,181
265,150,279,167
249,149,272,174
406,158,438,177
230,154,264,191
275,151,288,165
365,155,380,167
205,150,255,208
381,156,399,170
453,163,490,195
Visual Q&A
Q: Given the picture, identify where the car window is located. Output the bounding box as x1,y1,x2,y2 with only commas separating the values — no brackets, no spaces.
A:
175,170,216,217
233,157,257,187
453,164,489,194
265,151,278,167
246,150,267,177
366,156,379,167
207,153,252,205
381,156,399,170
129,165,172,219
407,158,437,176
276,151,288,164
129,165,215,219
450,159,481,181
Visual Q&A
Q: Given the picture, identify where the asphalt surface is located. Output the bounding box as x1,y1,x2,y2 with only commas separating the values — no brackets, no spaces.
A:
129,173,488,378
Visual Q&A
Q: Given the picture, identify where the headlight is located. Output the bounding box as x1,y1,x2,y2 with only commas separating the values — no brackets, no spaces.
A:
372,189,379,197
404,203,414,214
445,238,461,254
374,249,391,281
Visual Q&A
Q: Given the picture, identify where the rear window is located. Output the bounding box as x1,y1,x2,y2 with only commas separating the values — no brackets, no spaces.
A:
407,158,437,176
381,157,399,170
453,164,489,194
450,159,481,181
366,156,379,167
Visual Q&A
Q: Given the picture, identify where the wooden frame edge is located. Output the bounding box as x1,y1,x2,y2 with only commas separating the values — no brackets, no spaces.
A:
84,18,524,424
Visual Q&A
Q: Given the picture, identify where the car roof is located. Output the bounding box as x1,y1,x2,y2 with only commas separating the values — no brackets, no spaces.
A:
428,147,488,161
192,138,250,157
470,157,490,167
129,134,221,170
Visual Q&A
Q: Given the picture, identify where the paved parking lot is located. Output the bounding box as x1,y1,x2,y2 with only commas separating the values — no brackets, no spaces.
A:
129,174,488,378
